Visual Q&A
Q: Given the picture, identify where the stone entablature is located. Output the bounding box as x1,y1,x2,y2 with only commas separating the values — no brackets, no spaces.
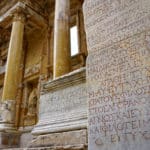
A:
0,0,17,16
0,1,47,29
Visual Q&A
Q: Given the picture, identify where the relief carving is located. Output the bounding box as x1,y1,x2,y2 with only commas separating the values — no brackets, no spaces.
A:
27,87,38,116
23,85,38,126
24,64,40,78
0,100,15,123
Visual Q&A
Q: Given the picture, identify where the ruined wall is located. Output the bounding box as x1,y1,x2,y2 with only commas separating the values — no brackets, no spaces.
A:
83,0,150,150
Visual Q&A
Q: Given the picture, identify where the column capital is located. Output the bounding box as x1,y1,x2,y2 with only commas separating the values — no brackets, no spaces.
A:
12,8,27,23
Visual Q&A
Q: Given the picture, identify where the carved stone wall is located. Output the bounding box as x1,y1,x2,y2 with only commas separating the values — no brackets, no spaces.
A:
30,68,87,148
37,83,87,132
32,68,87,135
83,0,150,150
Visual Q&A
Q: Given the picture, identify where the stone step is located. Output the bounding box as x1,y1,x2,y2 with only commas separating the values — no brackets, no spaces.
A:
2,144,87,150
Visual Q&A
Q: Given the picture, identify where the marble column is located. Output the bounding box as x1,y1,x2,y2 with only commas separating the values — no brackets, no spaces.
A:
53,0,71,78
1,11,25,126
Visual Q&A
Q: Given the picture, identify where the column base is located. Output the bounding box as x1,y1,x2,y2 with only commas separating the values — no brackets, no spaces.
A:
0,121,19,149
0,121,17,132
0,100,20,148
0,100,17,131
0,131,20,149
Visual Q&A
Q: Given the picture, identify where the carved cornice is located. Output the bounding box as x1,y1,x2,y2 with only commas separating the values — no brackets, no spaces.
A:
42,67,86,94
0,1,47,28
21,0,46,16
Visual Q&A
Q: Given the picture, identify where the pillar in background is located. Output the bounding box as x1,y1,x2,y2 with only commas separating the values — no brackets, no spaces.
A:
53,0,71,78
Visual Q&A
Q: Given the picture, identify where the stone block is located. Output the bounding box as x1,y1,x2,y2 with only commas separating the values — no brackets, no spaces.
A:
29,129,87,148
32,69,87,135
0,132,20,149
83,0,150,150
20,132,33,148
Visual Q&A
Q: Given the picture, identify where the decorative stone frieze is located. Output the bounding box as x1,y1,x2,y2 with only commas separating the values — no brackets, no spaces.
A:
0,100,16,123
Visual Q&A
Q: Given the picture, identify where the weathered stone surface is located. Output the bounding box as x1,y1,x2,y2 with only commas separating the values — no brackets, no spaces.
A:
83,0,150,150
20,132,33,148
0,100,16,123
84,0,150,51
53,0,71,78
32,69,87,135
29,129,87,148
0,132,20,149
32,83,87,134
87,32,150,150
0,0,88,149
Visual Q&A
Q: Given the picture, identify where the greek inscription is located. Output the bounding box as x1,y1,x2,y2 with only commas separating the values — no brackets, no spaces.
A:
40,84,87,115
87,32,150,148
84,0,150,149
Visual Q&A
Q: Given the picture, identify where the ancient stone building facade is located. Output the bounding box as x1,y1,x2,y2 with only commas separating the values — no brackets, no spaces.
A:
0,0,149,150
